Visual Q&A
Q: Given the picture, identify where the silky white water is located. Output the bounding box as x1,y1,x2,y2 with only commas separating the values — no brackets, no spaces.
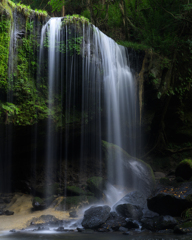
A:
38,17,140,204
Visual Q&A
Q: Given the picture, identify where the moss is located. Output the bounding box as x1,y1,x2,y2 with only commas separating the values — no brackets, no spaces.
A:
0,0,13,20
0,17,11,91
179,159,192,168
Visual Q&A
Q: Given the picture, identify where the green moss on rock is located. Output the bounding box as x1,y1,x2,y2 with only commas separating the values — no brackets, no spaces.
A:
175,159,192,180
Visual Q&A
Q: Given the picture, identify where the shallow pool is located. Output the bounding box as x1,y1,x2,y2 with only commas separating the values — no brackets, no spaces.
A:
0,232,192,240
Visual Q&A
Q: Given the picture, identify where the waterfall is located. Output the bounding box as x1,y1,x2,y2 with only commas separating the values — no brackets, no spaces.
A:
38,17,139,202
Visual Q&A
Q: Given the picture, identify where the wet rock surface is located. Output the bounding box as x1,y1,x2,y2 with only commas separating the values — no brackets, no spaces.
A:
100,211,127,231
113,191,147,209
116,203,143,220
82,205,111,229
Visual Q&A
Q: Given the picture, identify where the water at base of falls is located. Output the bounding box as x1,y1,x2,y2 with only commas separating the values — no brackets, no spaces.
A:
37,17,139,203
1,231,190,240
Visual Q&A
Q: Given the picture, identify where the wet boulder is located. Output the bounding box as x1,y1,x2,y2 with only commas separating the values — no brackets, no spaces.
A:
141,218,154,231
125,219,140,229
141,215,177,231
142,208,159,218
119,226,128,232
102,141,155,197
116,203,143,220
82,205,111,229
113,191,147,209
175,159,192,180
154,215,178,230
100,211,127,231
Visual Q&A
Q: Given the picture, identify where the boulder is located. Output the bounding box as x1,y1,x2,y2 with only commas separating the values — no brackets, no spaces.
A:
147,193,192,216
116,203,143,220
118,226,128,232
154,215,178,230
125,219,140,229
175,159,192,180
102,141,155,197
82,205,111,229
113,191,147,210
141,218,154,231
142,208,159,218
141,215,177,231
100,211,127,231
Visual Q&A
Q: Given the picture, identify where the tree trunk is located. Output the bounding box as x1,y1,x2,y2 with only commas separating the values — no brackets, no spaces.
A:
62,5,65,17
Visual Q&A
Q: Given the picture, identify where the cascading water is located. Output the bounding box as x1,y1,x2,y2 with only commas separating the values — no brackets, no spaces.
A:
38,17,140,205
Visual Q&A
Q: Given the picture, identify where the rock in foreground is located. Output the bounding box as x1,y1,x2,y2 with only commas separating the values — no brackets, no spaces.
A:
116,204,143,220
147,193,192,216
82,205,111,229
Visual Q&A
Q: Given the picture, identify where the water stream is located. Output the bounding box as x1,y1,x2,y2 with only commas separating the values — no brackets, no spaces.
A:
38,18,139,203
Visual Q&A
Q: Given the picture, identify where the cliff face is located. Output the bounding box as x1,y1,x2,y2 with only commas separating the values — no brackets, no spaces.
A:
0,0,49,126
138,49,192,171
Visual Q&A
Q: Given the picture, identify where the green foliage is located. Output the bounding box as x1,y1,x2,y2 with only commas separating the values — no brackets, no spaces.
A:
48,0,65,12
117,40,149,51
0,18,11,90
10,1,48,18
108,2,122,28
125,0,185,55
